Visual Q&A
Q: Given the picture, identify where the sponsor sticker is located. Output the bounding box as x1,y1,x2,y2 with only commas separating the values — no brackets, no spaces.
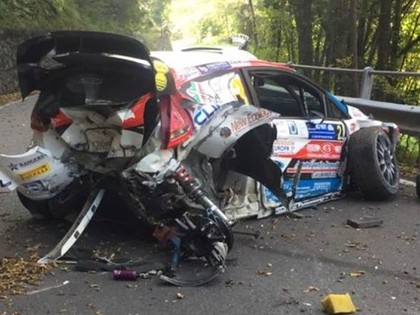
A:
197,62,232,74
306,122,337,140
0,179,12,188
286,160,340,174
230,108,272,133
296,140,343,160
19,164,51,181
153,60,169,74
193,103,221,126
8,154,45,171
288,121,298,135
273,139,296,155
274,120,308,137
155,72,168,92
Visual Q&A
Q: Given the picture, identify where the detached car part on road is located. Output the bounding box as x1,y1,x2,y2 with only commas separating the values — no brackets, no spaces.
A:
0,31,400,286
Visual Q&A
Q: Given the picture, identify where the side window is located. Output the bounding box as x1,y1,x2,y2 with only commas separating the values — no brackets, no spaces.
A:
326,97,349,119
250,72,326,117
304,92,324,115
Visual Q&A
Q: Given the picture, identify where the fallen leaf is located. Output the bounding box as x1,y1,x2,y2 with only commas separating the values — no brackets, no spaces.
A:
350,271,365,277
304,285,320,292
90,284,101,291
0,256,54,298
176,292,185,299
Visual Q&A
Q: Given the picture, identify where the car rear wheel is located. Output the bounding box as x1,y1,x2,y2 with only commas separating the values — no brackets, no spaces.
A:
416,174,420,199
348,127,399,200
17,192,53,219
17,181,89,220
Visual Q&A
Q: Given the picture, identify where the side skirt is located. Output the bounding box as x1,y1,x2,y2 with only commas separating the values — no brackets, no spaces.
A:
37,188,106,264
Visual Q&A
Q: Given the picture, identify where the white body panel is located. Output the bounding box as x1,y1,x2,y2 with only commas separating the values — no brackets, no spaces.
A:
191,104,280,158
0,146,74,199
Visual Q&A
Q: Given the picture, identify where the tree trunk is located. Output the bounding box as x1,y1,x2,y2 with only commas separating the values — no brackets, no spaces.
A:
248,0,259,46
289,0,313,65
390,0,402,69
376,0,392,70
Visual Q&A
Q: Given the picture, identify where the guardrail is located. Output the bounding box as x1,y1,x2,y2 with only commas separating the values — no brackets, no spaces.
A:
289,63,420,137
339,97,420,137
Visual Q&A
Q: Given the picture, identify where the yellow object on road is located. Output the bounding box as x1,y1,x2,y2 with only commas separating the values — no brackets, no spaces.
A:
321,293,357,314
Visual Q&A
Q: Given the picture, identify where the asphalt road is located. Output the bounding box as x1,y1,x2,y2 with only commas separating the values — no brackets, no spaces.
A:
0,98,419,315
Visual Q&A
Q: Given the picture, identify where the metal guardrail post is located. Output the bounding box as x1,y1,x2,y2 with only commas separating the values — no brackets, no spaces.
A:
360,67,373,99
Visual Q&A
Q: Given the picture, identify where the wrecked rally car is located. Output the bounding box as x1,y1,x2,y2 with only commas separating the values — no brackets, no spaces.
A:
0,31,400,286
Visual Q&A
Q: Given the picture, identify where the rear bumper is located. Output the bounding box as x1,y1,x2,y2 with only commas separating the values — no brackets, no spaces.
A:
0,146,74,200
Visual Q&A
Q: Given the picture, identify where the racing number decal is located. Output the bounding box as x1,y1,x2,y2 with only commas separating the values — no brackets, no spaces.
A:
306,122,346,140
336,123,345,140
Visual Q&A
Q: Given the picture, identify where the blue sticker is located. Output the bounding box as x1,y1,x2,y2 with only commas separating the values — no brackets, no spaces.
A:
0,179,12,188
263,178,342,205
197,62,232,75
306,122,337,140
288,121,298,135
193,103,221,126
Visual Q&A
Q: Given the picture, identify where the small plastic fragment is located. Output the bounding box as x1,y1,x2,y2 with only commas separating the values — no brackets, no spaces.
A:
347,216,383,228
321,293,356,314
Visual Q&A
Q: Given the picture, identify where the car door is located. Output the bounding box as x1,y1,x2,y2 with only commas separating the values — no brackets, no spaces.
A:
244,69,350,210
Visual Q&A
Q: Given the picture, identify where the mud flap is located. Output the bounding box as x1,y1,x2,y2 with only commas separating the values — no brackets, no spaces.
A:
37,188,105,264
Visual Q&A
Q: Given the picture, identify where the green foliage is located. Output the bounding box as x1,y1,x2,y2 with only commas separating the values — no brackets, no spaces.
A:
397,134,420,168
0,0,170,45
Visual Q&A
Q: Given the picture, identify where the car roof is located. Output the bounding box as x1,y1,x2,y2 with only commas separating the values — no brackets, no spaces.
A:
151,47,293,71
150,48,296,96
151,49,255,68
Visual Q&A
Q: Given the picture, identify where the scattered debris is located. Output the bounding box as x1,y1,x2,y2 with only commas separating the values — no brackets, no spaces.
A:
345,240,367,250
0,256,55,298
26,280,69,295
176,292,185,299
350,271,365,278
304,285,320,293
321,293,357,314
257,270,272,276
347,216,383,228
233,230,260,239
89,283,101,291
0,92,22,107
113,269,140,281
286,212,304,219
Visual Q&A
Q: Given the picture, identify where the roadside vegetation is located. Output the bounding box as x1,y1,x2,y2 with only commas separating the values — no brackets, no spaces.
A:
0,0,419,168
0,0,169,47
168,0,420,168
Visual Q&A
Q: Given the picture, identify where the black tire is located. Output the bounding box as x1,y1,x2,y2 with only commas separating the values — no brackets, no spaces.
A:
416,174,420,199
348,127,399,200
17,180,89,220
17,191,53,219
